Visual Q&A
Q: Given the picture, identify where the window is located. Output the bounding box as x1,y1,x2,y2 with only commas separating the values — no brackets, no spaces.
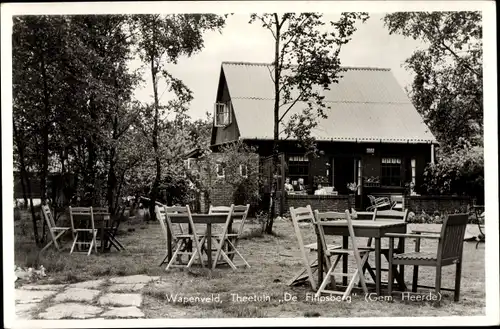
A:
216,163,225,178
214,102,231,127
411,158,416,185
287,155,309,186
184,158,193,170
381,157,402,186
239,164,248,178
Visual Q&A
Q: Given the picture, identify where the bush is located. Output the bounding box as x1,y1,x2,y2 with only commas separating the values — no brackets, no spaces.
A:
423,140,484,203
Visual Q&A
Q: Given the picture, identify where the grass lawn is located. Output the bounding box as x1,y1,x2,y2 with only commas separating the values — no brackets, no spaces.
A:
13,211,486,318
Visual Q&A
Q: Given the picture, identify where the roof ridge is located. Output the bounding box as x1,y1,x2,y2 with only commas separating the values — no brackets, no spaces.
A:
222,61,391,71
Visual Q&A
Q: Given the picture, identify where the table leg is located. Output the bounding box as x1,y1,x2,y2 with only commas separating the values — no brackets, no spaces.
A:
399,237,405,290
342,236,348,286
167,225,172,262
207,223,212,269
375,238,381,296
101,219,106,253
317,230,324,289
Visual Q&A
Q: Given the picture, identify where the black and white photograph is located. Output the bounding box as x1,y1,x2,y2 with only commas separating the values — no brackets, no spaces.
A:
2,1,498,327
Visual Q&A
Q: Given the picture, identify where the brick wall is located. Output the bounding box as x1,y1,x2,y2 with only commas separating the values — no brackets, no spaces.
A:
404,195,473,214
278,194,350,216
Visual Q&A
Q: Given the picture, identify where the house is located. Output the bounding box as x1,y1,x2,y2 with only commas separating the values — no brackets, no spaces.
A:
208,61,439,213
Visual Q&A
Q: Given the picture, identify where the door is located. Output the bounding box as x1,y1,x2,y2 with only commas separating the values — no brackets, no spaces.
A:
333,157,355,195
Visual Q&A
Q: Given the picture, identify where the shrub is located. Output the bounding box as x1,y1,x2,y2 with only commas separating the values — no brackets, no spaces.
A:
423,140,484,203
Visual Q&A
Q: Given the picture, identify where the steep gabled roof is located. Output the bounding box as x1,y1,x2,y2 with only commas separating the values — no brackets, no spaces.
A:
218,61,437,144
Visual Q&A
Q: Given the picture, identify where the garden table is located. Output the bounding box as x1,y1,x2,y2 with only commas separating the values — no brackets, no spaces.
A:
167,213,236,269
317,220,407,296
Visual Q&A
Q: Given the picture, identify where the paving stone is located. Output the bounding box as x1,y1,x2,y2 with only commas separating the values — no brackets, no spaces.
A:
68,279,106,289
108,283,146,292
109,275,157,284
38,303,102,319
53,288,100,303
99,293,142,307
16,303,39,319
15,289,57,304
21,284,66,291
101,306,145,318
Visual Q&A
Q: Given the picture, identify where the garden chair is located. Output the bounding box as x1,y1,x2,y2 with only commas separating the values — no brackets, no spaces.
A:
155,205,173,267
314,209,372,300
210,204,251,268
390,195,404,211
364,209,410,289
208,204,250,260
104,206,126,251
473,205,485,248
164,205,205,270
68,206,98,256
288,205,341,290
366,195,392,211
40,204,70,253
386,213,469,304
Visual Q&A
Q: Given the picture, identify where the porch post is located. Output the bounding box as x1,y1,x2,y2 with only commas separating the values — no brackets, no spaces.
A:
431,144,435,164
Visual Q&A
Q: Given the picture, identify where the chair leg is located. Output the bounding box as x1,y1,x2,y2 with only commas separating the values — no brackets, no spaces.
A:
41,240,54,253
315,255,340,298
166,241,183,271
454,261,462,302
70,233,78,254
434,266,442,306
412,265,419,292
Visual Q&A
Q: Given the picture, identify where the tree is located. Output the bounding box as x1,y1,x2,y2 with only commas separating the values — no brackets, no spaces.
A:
131,14,226,220
249,12,369,233
383,11,483,149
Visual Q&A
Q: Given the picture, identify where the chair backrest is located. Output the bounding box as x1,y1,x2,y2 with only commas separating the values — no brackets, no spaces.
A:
155,205,170,249
232,204,250,236
208,205,232,214
374,209,409,221
69,206,95,231
290,205,316,247
437,213,469,262
313,209,347,252
165,205,199,241
41,204,56,229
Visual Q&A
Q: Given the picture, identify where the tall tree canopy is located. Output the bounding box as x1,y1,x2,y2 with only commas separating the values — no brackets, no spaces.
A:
249,12,369,232
383,12,483,149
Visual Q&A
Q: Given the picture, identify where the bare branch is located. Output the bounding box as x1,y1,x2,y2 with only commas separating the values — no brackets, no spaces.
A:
279,90,305,123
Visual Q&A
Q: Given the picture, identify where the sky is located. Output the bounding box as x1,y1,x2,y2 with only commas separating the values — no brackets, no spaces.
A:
132,13,426,120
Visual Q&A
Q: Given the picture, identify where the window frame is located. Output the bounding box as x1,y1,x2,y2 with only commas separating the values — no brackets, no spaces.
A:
287,154,310,187
380,157,402,187
214,101,232,127
215,163,225,178
239,164,248,178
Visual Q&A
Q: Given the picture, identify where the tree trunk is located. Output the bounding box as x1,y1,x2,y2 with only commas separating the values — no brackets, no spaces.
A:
107,115,119,214
39,46,50,206
13,119,40,244
266,13,281,234
149,54,161,222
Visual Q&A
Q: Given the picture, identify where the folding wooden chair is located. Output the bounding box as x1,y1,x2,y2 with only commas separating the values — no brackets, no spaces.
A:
40,204,70,253
315,210,372,300
164,205,205,271
367,195,391,211
211,204,251,269
288,205,341,290
104,206,126,251
387,213,469,304
68,206,98,256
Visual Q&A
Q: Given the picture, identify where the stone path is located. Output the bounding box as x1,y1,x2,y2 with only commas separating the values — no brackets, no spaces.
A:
15,275,160,320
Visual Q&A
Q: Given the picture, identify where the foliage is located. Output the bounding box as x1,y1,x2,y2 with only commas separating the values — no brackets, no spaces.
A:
249,12,369,232
423,139,484,202
383,12,483,149
131,14,226,220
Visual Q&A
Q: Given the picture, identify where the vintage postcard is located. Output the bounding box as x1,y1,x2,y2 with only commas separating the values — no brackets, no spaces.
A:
2,1,498,328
